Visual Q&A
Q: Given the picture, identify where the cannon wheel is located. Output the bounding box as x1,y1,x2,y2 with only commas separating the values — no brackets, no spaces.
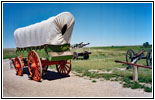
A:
14,57,23,76
126,49,135,69
27,50,42,82
126,49,135,62
83,51,89,60
73,52,78,59
56,60,71,75
146,50,152,66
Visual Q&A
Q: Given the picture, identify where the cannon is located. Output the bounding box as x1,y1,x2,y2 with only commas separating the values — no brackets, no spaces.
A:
115,49,152,69
71,42,83,48
71,42,90,48
115,49,152,81
71,42,91,60
9,12,75,82
126,49,152,69
115,49,152,70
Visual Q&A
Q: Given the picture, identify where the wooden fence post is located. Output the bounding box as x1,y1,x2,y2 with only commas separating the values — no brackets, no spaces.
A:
133,66,138,81
114,60,152,81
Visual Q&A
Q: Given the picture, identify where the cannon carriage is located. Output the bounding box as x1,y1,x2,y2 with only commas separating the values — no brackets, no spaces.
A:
10,12,75,81
71,42,91,60
126,49,152,69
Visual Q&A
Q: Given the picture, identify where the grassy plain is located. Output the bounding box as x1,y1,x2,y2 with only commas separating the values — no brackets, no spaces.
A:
3,46,152,92
71,46,152,92
3,48,16,59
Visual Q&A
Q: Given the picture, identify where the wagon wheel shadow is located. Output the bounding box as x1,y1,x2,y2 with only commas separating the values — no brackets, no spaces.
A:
73,58,85,60
42,70,70,81
22,67,70,81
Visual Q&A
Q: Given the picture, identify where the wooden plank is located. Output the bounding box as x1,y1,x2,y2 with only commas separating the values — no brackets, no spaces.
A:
49,51,73,57
115,60,152,69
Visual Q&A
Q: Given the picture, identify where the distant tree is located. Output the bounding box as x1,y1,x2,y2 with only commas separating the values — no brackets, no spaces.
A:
143,42,150,47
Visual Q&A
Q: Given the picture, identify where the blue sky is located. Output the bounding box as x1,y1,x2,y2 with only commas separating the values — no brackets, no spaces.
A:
3,3,152,48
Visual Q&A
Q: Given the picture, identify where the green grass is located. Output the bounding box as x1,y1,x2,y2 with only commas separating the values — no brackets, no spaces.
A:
3,46,152,92
71,45,152,92
3,48,16,59
92,80,97,83
144,87,152,92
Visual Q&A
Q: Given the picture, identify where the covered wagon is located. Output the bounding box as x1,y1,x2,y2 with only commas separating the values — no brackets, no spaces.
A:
11,12,75,81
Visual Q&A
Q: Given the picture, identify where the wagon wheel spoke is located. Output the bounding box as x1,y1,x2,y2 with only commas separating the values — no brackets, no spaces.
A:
37,68,41,78
59,67,62,73
60,70,63,74
65,64,70,69
62,69,66,74
57,65,60,72
64,65,69,73
29,55,33,61
64,66,69,74
60,65,64,73
35,69,40,80
64,66,67,74
61,64,65,74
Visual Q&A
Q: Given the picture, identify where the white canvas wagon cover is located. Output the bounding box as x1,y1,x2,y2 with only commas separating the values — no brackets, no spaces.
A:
14,12,75,48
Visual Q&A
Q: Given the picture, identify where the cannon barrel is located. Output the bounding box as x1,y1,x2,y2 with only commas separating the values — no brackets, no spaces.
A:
71,42,90,48
79,43,90,48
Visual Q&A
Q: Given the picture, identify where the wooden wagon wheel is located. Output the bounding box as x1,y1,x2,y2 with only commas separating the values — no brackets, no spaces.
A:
146,50,152,66
14,57,23,76
126,49,135,69
56,60,71,75
126,49,135,62
27,50,42,81
83,51,89,60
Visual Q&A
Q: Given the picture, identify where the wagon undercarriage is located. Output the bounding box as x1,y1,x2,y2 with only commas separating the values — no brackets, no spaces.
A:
11,50,72,82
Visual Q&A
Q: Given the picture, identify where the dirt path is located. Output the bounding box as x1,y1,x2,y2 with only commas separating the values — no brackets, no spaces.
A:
3,59,152,97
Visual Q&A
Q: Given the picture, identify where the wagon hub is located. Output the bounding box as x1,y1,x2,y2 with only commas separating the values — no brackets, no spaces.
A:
31,63,37,69
15,63,20,68
60,60,67,68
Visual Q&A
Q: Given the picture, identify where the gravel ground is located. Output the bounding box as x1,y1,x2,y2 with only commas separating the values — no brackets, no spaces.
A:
3,59,152,98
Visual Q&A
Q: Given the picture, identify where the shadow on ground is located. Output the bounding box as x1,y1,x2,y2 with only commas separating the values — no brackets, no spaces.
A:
22,67,70,81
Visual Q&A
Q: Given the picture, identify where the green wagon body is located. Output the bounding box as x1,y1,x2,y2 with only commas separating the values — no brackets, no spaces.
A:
16,44,73,61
